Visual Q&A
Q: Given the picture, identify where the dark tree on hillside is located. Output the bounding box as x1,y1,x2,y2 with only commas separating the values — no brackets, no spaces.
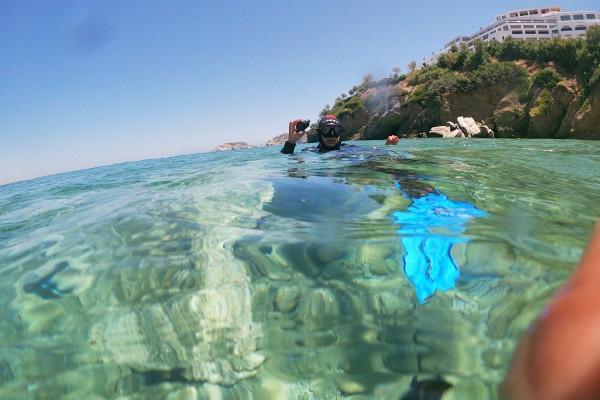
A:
408,61,417,73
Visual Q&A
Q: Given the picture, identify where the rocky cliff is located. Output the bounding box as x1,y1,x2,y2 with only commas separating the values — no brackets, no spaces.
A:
322,68,600,141
318,32,600,141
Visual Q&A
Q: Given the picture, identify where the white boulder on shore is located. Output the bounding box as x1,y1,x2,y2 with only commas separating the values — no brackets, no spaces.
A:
427,116,495,138
457,116,481,137
428,126,455,138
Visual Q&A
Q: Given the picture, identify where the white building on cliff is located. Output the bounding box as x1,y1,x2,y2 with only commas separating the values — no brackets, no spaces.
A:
423,6,600,64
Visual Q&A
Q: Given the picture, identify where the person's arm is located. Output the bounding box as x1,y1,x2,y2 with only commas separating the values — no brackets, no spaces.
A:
502,223,600,400
281,119,306,155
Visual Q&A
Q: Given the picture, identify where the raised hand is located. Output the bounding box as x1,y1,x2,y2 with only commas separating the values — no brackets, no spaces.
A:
288,119,306,144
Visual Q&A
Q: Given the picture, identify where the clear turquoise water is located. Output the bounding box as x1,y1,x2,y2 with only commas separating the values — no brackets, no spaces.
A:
1,139,599,399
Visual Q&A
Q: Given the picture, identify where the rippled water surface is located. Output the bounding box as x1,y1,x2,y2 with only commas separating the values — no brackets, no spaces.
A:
1,140,599,399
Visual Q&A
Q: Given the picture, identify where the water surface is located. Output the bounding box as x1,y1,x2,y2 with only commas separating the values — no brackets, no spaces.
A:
1,139,599,399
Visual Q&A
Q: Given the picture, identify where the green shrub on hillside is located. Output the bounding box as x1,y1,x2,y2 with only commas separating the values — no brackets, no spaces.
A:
437,44,469,71
471,62,528,86
486,37,582,72
406,61,527,106
407,67,472,104
531,89,554,116
407,67,450,86
590,65,600,90
331,95,365,118
464,41,490,71
586,25,600,62
531,68,561,90
576,26,600,88
437,27,600,91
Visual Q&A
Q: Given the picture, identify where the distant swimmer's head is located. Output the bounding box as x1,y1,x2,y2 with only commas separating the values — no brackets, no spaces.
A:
317,115,343,150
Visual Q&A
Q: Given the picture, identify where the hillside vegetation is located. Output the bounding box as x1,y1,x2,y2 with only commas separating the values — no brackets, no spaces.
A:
311,26,600,140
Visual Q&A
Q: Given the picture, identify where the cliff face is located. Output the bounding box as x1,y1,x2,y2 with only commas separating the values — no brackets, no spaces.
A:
559,86,600,139
324,69,599,141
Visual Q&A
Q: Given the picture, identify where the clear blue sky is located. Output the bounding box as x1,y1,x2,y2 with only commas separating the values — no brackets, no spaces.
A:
1,0,598,184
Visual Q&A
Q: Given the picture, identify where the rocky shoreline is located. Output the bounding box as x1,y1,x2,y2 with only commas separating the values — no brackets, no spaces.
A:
306,77,600,143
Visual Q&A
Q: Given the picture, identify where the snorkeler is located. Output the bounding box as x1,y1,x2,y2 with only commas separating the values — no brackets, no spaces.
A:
280,117,485,303
281,115,347,154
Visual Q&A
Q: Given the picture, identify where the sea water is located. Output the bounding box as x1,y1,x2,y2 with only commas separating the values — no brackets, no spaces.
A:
1,139,599,399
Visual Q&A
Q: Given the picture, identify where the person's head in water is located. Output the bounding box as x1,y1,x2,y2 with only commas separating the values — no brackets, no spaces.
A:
317,115,343,150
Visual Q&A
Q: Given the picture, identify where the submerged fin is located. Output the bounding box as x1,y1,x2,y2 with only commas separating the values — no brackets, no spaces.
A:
23,261,72,299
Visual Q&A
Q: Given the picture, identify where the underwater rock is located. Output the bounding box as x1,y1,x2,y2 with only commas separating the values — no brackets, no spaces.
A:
13,298,65,333
370,291,409,317
90,287,264,385
369,259,396,276
0,359,15,385
280,243,321,277
353,242,397,277
335,376,368,395
307,243,347,266
358,242,395,264
449,376,490,399
340,344,380,374
296,288,342,330
293,330,337,348
165,386,198,400
233,238,293,281
273,286,301,313
382,348,419,374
